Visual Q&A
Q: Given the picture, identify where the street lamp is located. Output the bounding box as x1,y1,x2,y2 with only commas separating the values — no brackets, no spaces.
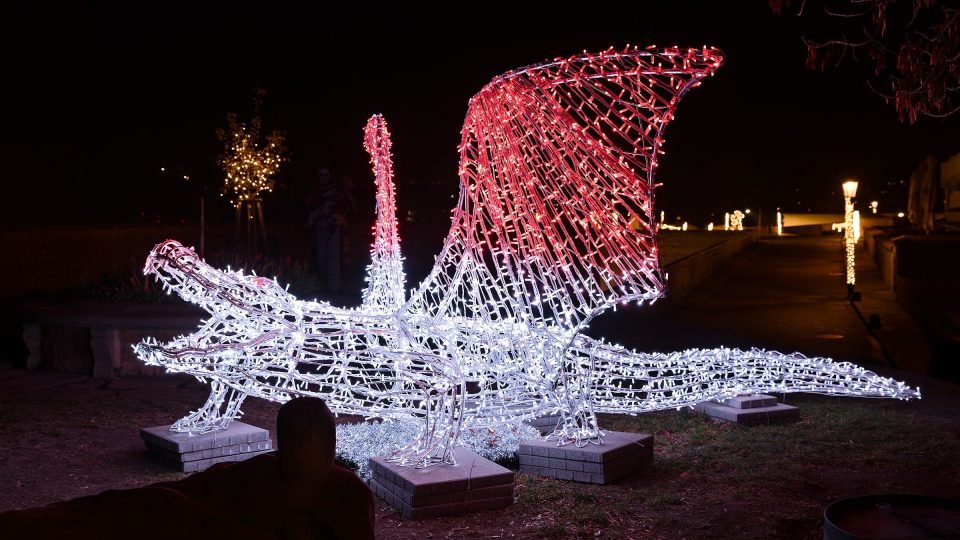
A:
842,180,858,298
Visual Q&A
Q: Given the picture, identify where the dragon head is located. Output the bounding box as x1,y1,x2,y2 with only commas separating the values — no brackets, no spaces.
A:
134,240,308,381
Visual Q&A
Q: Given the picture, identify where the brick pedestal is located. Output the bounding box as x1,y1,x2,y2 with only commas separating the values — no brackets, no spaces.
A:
140,421,273,472
369,448,513,519
518,431,653,484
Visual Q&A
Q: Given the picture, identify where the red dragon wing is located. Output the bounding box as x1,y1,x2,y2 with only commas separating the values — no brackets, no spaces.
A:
408,46,723,332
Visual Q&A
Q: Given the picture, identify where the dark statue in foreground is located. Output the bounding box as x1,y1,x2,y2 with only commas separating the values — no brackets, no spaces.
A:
0,398,375,540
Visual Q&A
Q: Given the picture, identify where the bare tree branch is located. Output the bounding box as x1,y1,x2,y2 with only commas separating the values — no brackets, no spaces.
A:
773,0,960,123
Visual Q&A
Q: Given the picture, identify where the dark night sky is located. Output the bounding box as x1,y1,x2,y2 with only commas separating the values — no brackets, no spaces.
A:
4,3,958,229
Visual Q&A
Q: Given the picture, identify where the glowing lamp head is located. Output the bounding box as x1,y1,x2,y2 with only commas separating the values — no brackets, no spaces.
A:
842,180,859,199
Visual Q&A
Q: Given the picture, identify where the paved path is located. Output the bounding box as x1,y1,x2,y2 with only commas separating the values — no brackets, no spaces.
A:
590,234,932,374
590,233,960,422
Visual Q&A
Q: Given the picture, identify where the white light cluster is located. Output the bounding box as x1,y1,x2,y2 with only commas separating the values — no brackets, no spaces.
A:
336,420,539,480
730,210,745,231
137,47,919,469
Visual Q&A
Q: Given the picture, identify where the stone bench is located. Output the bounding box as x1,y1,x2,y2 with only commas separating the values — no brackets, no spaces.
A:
20,301,204,379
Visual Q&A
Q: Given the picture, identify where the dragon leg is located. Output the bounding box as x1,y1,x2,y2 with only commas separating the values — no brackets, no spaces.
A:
170,379,248,434
546,352,603,446
387,380,466,468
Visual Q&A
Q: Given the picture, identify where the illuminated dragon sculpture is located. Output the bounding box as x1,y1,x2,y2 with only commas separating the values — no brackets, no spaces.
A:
136,47,918,467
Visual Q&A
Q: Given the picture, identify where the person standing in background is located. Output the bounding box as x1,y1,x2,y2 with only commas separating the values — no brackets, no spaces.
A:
307,168,355,293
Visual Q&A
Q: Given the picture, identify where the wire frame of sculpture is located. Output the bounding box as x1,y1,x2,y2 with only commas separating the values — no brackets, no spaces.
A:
361,114,406,310
136,46,919,468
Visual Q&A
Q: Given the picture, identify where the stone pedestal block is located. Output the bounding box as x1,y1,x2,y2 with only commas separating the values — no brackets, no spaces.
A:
719,394,777,409
695,394,799,425
140,421,273,473
518,431,653,484
369,448,514,519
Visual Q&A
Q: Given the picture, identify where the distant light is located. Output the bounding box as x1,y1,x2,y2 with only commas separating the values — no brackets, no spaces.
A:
776,211,782,236
897,212,905,218
842,180,859,199
730,210,744,231
870,201,878,214
707,222,714,231
160,167,165,172
744,209,751,214
681,221,688,231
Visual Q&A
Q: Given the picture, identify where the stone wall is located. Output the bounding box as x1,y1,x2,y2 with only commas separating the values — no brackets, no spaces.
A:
864,230,960,382
663,233,759,301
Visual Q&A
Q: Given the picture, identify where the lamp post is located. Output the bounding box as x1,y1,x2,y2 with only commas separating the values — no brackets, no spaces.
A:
842,180,858,298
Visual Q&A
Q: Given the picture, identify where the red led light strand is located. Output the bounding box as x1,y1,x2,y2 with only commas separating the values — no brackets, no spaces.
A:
362,114,406,309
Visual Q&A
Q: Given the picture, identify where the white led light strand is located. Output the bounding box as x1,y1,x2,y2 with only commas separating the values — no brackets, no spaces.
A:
137,47,919,469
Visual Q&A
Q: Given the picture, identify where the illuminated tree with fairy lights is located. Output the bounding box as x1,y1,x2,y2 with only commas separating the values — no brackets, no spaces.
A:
215,89,289,251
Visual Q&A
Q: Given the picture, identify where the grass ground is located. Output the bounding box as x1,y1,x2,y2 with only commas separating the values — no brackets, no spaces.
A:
1,370,957,539
486,394,960,539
